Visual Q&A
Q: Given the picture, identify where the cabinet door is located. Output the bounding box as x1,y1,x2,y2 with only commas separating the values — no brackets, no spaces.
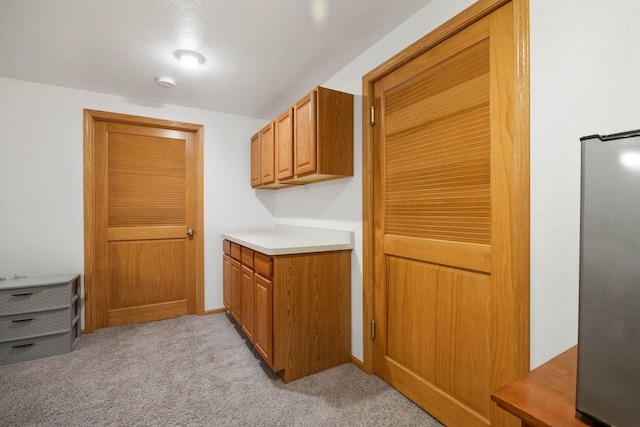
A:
294,89,317,176
223,254,231,310
260,123,275,184
254,273,273,367
230,258,242,324
241,265,255,343
275,108,294,181
250,132,261,187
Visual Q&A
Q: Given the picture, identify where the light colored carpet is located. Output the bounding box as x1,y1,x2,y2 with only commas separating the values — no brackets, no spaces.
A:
0,313,443,426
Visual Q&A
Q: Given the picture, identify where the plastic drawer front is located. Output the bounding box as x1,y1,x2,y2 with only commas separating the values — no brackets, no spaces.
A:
1,299,79,341
0,321,79,365
0,283,71,315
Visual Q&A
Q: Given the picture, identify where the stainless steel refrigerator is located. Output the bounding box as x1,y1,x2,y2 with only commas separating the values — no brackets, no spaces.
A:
578,131,640,426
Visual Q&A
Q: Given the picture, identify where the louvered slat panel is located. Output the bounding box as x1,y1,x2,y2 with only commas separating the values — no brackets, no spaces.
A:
385,41,490,245
108,133,186,227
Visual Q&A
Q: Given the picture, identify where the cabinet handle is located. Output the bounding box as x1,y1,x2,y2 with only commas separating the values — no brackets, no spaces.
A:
11,318,34,323
10,292,33,297
11,343,34,349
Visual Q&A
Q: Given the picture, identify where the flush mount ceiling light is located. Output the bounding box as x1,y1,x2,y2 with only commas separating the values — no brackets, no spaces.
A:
156,77,176,88
173,49,206,68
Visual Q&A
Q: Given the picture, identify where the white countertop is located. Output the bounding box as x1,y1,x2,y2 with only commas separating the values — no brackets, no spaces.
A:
222,225,354,255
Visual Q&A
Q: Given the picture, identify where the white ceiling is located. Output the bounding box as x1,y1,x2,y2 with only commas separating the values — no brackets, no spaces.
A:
0,0,432,119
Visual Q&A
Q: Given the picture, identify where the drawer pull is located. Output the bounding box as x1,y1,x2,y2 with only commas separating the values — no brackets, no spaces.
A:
10,292,33,297
11,343,34,349
11,318,34,323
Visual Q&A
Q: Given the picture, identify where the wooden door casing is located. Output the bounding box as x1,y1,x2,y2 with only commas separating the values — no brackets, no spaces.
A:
84,110,204,333
363,1,529,427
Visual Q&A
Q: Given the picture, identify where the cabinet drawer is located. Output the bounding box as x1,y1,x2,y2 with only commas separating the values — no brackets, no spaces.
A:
0,327,77,365
0,298,78,342
230,243,242,261
254,252,273,278
0,283,71,315
223,239,231,255
241,247,254,268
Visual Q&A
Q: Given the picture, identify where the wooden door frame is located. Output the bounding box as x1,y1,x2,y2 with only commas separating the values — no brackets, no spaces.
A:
83,109,205,333
361,0,529,374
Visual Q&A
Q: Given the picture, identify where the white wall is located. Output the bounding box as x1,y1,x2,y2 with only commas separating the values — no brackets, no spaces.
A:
0,77,272,314
529,0,640,367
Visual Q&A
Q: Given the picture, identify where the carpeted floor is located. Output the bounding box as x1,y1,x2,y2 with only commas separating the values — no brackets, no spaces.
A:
0,314,443,426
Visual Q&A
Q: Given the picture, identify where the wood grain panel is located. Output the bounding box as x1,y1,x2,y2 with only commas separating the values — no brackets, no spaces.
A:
94,120,109,330
108,300,187,327
223,253,230,310
254,252,272,278
107,130,186,227
316,87,354,176
294,90,317,176
230,258,242,324
230,242,241,261
488,4,530,426
251,132,261,187
275,108,294,181
241,265,255,343
108,239,186,309
260,123,275,185
492,347,584,427
241,247,254,268
384,234,491,273
387,257,490,416
273,251,351,383
254,273,273,368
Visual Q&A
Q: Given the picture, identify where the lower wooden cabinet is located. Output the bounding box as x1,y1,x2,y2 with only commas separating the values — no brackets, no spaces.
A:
254,273,273,367
222,239,351,382
241,264,255,343
222,241,231,311
229,257,242,324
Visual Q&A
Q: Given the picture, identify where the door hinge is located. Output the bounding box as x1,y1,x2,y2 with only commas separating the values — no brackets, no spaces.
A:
370,106,375,126
371,319,376,340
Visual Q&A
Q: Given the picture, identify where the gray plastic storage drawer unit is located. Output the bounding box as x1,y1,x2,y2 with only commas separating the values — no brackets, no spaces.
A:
0,274,81,365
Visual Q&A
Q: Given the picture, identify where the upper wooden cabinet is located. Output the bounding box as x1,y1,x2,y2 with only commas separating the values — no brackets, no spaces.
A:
251,86,353,189
250,133,260,187
275,108,294,181
294,91,316,177
250,123,276,188
259,123,275,185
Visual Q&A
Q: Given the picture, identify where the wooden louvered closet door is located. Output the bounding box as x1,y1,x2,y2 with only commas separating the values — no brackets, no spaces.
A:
93,122,197,328
372,2,528,427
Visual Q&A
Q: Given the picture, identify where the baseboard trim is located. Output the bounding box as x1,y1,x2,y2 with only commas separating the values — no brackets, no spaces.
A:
204,307,227,315
351,355,365,372
81,308,227,333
